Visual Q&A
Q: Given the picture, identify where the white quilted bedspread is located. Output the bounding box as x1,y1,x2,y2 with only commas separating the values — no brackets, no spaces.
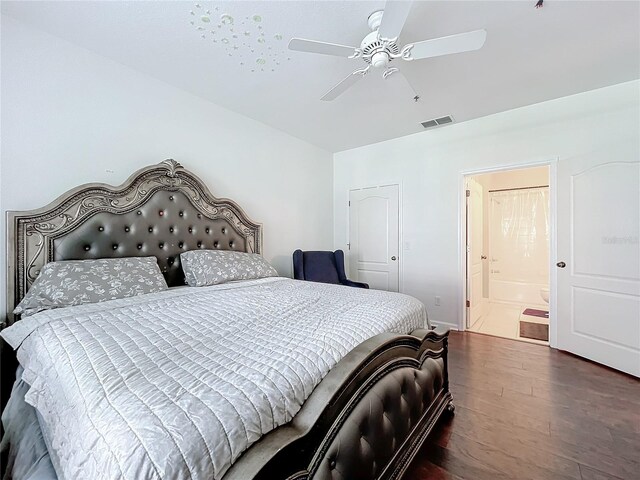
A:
2,278,427,480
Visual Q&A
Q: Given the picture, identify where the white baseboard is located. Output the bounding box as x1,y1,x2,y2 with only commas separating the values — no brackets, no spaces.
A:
430,321,459,331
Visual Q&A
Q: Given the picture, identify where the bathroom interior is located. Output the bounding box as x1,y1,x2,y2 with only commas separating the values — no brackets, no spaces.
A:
466,165,550,344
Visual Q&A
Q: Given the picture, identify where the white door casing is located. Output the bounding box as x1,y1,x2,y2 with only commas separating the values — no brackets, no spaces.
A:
466,178,484,328
557,151,640,376
348,185,400,292
459,160,558,345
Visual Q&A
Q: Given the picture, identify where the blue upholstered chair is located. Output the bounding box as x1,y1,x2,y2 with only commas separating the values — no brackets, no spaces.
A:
292,250,369,288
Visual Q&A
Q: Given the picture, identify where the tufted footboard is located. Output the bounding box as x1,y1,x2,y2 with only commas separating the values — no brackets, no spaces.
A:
224,327,453,480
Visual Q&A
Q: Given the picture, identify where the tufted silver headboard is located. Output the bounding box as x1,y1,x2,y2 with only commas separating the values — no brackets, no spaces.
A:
6,159,262,322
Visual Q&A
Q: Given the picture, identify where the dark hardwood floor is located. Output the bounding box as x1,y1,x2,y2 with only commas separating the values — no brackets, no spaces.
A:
405,332,640,480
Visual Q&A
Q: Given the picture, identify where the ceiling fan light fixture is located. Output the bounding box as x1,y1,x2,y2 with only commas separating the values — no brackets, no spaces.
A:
371,51,390,68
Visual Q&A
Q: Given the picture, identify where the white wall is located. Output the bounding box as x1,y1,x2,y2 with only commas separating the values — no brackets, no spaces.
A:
0,17,333,316
334,80,640,328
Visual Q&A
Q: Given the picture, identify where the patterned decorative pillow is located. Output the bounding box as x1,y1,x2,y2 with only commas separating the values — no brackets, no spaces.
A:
180,250,278,286
14,257,168,317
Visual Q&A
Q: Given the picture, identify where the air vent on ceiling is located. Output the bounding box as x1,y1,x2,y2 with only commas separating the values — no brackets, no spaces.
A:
421,115,454,129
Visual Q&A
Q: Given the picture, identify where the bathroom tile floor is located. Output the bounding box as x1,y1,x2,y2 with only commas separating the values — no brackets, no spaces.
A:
468,302,549,344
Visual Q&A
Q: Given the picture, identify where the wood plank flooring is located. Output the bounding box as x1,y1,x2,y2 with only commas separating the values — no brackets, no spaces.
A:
404,332,640,480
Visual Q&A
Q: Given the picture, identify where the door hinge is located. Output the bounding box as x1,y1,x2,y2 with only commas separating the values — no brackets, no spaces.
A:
348,200,351,206
466,300,470,307
347,243,350,250
466,189,470,197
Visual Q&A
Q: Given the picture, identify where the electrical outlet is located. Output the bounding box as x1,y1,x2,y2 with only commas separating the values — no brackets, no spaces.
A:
435,296,441,306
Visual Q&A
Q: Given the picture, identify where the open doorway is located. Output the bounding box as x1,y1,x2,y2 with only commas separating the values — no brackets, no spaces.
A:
464,165,551,345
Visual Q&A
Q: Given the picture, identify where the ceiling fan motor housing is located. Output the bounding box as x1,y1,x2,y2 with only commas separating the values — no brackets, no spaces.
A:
367,10,385,31
360,30,400,68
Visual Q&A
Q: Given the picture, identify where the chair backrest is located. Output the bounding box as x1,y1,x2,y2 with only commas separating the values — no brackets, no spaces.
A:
293,250,341,284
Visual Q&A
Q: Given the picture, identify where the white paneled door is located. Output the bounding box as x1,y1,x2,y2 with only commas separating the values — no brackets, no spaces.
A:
466,178,484,328
348,185,399,292
557,150,640,376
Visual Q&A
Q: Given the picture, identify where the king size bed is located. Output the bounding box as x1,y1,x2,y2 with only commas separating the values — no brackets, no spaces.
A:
0,160,452,480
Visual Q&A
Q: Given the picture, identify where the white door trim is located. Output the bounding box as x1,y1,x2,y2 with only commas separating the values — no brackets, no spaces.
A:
347,182,403,293
458,158,558,348
466,178,485,328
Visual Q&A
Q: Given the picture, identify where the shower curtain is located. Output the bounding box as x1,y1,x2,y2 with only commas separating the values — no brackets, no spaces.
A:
490,187,550,295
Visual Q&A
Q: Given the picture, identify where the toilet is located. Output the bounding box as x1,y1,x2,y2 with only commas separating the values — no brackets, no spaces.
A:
540,287,550,304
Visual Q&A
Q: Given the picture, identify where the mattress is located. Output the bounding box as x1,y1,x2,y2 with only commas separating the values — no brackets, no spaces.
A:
2,278,427,480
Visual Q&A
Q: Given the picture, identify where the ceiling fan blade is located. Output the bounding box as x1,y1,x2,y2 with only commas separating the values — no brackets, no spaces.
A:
383,68,420,102
288,38,357,57
321,70,367,101
378,1,414,40
408,29,487,60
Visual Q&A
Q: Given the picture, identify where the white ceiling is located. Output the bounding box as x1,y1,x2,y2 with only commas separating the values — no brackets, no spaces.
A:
3,1,639,152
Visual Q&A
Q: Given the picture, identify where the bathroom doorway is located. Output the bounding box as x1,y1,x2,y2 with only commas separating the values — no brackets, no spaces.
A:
463,165,552,345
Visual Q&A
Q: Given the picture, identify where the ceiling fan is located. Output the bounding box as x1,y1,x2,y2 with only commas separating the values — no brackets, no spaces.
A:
288,0,487,101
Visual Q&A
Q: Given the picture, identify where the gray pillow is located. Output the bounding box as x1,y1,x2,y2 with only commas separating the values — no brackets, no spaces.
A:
180,250,278,286
14,257,168,317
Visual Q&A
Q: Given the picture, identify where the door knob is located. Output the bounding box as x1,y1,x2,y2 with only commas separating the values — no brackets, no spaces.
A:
481,255,487,260
391,256,397,261
557,261,566,268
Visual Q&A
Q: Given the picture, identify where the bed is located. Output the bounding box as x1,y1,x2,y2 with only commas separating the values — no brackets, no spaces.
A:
1,160,453,480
